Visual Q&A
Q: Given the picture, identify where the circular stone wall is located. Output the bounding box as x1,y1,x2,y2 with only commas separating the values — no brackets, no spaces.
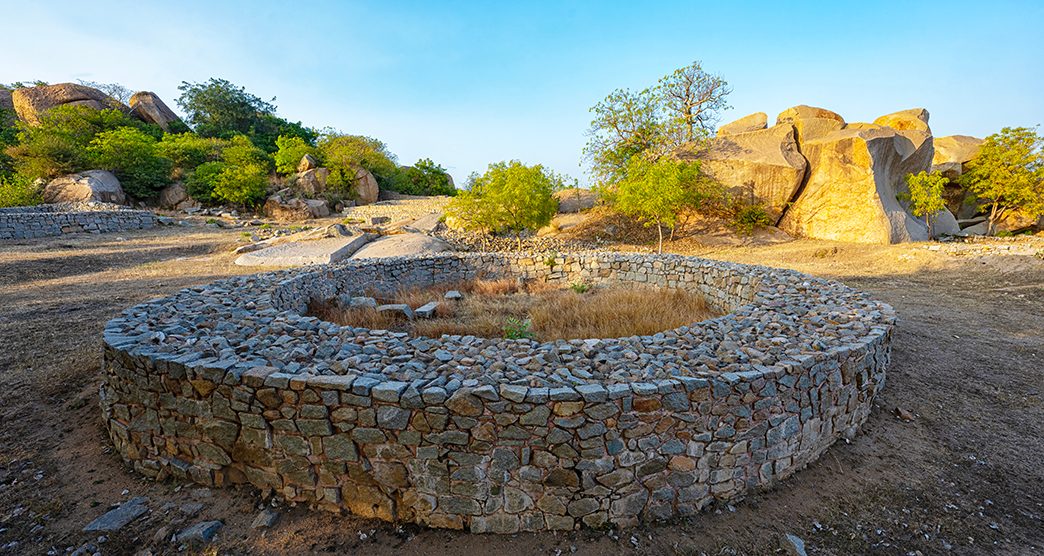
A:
100,252,895,532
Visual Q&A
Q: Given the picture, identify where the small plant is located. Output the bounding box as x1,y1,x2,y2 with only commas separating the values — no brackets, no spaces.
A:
569,281,591,294
543,251,559,268
503,316,535,340
259,223,272,229
205,217,218,225
732,203,771,234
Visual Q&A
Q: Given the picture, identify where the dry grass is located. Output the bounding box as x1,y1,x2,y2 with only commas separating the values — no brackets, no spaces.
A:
307,279,719,341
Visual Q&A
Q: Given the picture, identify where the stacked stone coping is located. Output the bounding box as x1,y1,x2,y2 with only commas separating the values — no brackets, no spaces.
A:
100,252,895,533
343,197,450,223
0,202,157,240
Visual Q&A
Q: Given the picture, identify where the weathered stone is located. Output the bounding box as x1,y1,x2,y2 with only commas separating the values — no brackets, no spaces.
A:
44,170,126,204
83,497,149,532
446,389,483,416
128,91,182,131
718,112,768,136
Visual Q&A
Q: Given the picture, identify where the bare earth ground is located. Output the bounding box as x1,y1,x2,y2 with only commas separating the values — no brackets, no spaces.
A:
0,226,1042,555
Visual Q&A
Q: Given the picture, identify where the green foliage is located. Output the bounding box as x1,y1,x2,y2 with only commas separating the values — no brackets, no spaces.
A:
903,170,949,234
184,136,271,206
608,157,721,252
318,134,398,197
503,317,535,340
958,126,1044,234
0,174,42,207
87,127,172,198
569,281,591,294
390,158,456,196
157,133,227,175
585,60,731,185
175,78,315,152
273,135,318,175
446,160,561,240
5,105,142,180
731,203,771,235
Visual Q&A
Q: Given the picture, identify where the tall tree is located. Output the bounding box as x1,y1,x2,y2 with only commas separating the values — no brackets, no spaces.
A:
959,126,1044,234
903,171,949,235
658,61,731,143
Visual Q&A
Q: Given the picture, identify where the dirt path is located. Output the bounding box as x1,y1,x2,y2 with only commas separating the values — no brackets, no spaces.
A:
0,229,1041,555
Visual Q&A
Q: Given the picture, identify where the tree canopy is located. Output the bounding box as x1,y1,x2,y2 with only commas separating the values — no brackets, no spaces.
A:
959,126,1044,234
446,161,561,244
585,60,730,185
903,171,949,234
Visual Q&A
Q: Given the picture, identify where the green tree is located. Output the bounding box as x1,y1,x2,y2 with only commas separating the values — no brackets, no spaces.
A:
273,135,319,175
392,158,456,196
87,127,173,198
318,133,399,196
156,133,227,176
959,126,1044,234
0,174,42,208
610,157,719,253
5,105,143,180
184,135,271,207
903,171,949,235
175,78,315,152
585,60,731,185
446,160,561,247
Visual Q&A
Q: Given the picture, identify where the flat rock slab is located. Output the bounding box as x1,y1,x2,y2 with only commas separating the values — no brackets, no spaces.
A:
350,233,452,259
83,496,149,532
235,234,374,267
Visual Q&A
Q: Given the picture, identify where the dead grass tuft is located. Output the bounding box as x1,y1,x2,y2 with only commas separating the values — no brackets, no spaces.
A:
308,279,719,341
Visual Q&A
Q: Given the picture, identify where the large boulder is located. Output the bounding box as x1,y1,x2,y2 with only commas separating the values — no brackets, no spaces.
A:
684,123,807,222
776,105,845,145
554,188,597,213
931,135,984,218
11,83,118,125
778,127,931,243
717,112,767,136
353,167,380,205
297,154,319,173
128,91,182,131
43,170,126,205
296,167,330,196
929,208,961,238
157,182,199,210
263,195,330,221
875,109,935,198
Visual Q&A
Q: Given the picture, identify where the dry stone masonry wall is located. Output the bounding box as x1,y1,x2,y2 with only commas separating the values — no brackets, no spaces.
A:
0,202,157,240
100,253,895,532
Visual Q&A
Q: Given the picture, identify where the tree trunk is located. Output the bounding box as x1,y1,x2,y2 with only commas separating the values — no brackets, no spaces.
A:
516,230,522,250
925,214,931,238
670,224,676,242
657,224,663,254
988,203,999,236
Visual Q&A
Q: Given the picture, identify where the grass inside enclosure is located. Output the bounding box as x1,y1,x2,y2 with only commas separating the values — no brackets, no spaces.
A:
307,279,721,341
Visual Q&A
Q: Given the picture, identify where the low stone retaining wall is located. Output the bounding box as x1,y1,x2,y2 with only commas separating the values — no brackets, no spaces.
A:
100,253,895,532
0,203,157,240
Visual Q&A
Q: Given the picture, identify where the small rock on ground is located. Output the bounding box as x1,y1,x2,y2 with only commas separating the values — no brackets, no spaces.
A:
176,520,223,546
782,533,808,556
251,508,281,529
83,497,149,532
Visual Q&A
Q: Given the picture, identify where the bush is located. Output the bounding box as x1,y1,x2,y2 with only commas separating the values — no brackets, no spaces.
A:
157,133,227,176
959,126,1043,234
184,136,270,207
0,174,42,208
87,127,173,198
903,171,949,234
5,105,143,180
273,135,318,175
608,157,722,252
731,203,771,234
391,158,456,196
446,160,560,244
319,134,399,195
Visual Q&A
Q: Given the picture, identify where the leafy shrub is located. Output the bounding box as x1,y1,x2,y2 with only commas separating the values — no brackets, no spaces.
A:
446,160,561,244
5,105,142,180
608,157,722,252
389,158,456,196
157,133,227,176
87,127,173,198
903,170,949,234
184,136,270,206
569,281,591,294
0,174,42,208
958,127,1043,234
273,135,318,175
319,134,399,194
503,317,535,340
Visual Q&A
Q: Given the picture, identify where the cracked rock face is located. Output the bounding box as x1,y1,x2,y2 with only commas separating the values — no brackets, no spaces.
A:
100,252,895,532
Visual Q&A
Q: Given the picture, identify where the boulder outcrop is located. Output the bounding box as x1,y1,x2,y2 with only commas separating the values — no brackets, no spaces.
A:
157,182,199,210
931,135,984,218
128,91,182,131
297,154,319,173
263,195,330,221
688,123,807,221
43,170,126,205
717,112,767,136
776,105,845,144
778,127,931,243
296,168,331,196
353,167,380,205
11,83,119,125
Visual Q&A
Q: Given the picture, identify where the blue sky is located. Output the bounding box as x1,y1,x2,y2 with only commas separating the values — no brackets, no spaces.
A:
2,0,1042,185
